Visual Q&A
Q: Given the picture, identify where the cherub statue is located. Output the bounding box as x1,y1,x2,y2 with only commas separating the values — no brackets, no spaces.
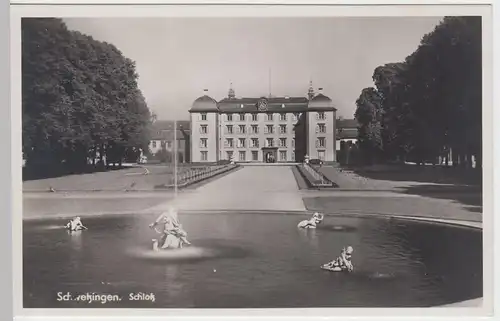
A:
321,246,354,272
65,216,87,232
297,212,324,229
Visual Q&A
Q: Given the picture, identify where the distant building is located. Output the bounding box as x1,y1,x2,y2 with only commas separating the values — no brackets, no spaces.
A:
189,82,337,163
149,120,190,163
336,118,358,150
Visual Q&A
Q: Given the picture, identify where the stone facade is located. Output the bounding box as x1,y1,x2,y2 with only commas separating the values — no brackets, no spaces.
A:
189,85,337,163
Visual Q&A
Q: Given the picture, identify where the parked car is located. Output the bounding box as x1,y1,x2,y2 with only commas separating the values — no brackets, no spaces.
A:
309,159,324,165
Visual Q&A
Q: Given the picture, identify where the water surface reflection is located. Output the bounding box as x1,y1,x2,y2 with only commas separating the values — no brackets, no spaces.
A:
23,213,482,308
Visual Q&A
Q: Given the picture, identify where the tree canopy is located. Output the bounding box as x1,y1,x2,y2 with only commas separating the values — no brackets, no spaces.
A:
354,16,482,168
22,18,152,176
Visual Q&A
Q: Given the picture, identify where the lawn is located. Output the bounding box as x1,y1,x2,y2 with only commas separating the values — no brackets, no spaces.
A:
23,164,233,192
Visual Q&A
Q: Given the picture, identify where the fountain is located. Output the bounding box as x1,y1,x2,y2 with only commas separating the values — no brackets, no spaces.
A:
22,128,483,307
23,212,482,308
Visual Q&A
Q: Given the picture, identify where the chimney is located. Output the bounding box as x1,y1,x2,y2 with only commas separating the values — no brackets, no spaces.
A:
318,87,324,94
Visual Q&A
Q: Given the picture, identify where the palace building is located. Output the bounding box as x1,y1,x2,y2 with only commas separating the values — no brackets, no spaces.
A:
189,83,337,163
149,120,191,163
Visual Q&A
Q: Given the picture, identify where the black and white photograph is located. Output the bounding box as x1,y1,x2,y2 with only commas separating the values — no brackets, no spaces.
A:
12,3,493,316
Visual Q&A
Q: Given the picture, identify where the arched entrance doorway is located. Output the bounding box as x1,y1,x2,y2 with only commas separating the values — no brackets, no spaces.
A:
261,147,278,163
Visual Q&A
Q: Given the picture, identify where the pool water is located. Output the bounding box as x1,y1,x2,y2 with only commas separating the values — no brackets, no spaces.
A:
23,213,482,308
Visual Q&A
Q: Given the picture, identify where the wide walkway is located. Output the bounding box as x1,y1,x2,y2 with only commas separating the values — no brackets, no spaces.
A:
147,165,306,212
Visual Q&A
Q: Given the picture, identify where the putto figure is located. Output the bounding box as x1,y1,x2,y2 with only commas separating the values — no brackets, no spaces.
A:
297,212,324,229
150,207,191,251
65,216,87,232
321,246,354,272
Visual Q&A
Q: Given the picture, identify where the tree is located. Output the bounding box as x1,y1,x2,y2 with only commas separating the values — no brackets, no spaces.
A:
354,16,482,169
354,87,383,163
22,18,152,176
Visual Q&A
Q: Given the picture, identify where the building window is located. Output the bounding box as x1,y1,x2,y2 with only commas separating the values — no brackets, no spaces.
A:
239,114,245,121
279,125,287,134
225,138,234,148
318,150,326,161
226,125,233,134
227,114,233,121
251,138,259,148
279,138,287,147
252,114,258,121
316,137,326,148
265,125,274,134
292,113,299,121
266,113,273,121
292,138,295,148
317,123,326,133
238,125,246,134
292,151,295,161
316,112,325,120
266,138,274,147
226,151,233,160
200,125,208,134
279,113,287,121
151,141,157,148
201,151,208,161
238,138,246,148
251,125,259,134
279,151,287,161
201,113,207,121
252,151,258,161
166,141,172,148
200,138,208,148
239,151,246,161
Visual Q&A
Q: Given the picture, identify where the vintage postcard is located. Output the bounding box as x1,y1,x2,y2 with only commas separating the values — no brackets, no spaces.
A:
9,1,494,320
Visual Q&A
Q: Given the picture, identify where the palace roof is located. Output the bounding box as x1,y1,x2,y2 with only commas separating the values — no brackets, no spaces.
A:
189,95,336,113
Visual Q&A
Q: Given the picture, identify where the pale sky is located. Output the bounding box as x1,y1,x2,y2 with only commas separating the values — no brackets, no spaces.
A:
64,17,443,120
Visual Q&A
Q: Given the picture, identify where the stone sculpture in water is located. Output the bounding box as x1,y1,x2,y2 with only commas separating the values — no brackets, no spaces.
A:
150,207,191,251
297,212,324,229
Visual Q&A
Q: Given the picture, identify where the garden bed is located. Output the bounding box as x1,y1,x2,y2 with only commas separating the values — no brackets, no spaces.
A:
295,164,338,189
154,164,240,190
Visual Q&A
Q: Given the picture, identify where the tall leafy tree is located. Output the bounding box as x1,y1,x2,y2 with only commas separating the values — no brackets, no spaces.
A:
354,87,384,163
353,16,482,169
22,18,152,175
